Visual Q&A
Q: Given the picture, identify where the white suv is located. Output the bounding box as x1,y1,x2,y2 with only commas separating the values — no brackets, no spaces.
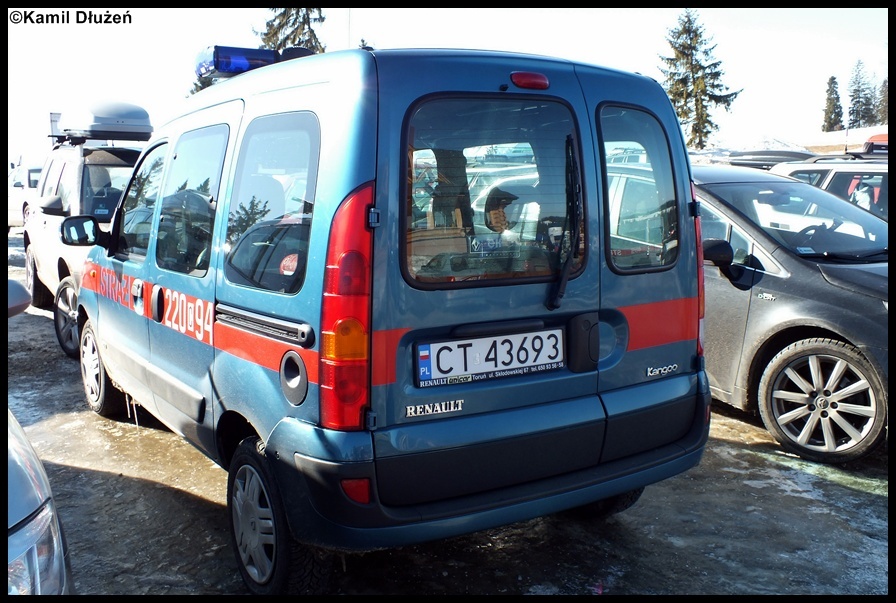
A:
24,102,151,357
769,156,888,221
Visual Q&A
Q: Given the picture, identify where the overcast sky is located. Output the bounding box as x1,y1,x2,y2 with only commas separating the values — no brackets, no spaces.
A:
7,8,888,166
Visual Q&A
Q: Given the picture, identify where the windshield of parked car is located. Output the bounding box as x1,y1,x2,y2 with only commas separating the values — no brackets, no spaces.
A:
700,180,888,260
81,164,136,222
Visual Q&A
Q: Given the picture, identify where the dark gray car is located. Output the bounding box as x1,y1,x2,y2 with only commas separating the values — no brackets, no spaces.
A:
694,164,888,464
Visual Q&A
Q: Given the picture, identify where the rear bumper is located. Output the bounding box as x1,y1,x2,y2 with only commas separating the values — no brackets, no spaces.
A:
267,388,711,552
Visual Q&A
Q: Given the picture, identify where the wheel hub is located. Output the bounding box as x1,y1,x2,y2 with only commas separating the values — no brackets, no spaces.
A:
239,497,262,549
813,395,830,411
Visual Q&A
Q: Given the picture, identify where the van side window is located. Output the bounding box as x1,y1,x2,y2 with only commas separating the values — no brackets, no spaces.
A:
155,125,228,276
224,112,320,294
117,144,167,260
602,106,679,270
405,98,581,285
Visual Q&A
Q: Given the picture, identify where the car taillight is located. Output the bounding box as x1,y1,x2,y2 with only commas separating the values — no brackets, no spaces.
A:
320,183,373,431
693,182,705,358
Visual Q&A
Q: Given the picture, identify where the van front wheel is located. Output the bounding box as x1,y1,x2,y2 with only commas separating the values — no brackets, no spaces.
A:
80,318,127,417
228,437,331,595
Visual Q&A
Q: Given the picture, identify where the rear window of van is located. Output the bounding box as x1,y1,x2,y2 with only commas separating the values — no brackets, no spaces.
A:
404,97,580,285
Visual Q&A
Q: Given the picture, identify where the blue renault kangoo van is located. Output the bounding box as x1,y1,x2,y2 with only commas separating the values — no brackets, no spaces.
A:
62,45,711,595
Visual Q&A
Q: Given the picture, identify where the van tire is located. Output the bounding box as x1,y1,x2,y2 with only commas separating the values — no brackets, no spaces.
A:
54,276,80,359
25,246,53,308
228,437,331,595
758,337,887,464
79,318,127,417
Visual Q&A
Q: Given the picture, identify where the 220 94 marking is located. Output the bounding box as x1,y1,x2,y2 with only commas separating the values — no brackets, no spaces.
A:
163,288,214,345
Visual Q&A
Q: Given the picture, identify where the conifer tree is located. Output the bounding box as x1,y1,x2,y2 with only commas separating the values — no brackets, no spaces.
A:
258,8,326,53
876,78,888,125
847,60,877,129
659,9,741,149
821,76,844,132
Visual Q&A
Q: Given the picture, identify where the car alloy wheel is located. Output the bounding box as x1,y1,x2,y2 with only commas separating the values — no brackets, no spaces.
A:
758,337,887,464
54,277,80,359
24,246,53,308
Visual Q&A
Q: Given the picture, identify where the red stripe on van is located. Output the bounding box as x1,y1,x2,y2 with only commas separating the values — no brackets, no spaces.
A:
371,328,410,386
620,297,698,351
215,320,319,382
82,262,154,319
80,261,100,293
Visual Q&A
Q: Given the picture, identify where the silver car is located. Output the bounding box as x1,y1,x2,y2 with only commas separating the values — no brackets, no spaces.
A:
8,279,74,595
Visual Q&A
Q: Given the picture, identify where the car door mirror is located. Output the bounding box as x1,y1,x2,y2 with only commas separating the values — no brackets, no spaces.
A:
37,194,66,217
8,280,31,318
702,238,733,266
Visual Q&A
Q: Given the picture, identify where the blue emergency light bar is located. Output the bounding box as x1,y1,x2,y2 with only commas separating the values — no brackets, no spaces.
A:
196,46,278,78
196,45,314,79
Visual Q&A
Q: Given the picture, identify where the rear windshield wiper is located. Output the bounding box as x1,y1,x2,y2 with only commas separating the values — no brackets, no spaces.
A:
546,134,582,310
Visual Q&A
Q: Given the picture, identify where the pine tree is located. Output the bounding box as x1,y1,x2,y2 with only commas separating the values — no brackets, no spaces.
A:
876,78,888,125
847,60,877,128
659,9,741,150
258,8,326,53
821,76,844,132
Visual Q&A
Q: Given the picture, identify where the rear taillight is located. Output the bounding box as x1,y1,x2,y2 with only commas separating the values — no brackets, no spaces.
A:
692,182,705,358
320,183,374,431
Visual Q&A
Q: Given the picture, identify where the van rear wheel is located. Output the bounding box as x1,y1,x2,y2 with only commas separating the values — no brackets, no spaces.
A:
228,437,331,595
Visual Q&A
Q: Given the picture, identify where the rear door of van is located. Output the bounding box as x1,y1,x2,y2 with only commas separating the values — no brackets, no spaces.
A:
367,50,706,507
580,74,706,462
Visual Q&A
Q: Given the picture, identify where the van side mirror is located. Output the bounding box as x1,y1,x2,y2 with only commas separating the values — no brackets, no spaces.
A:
61,215,107,248
702,238,733,266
